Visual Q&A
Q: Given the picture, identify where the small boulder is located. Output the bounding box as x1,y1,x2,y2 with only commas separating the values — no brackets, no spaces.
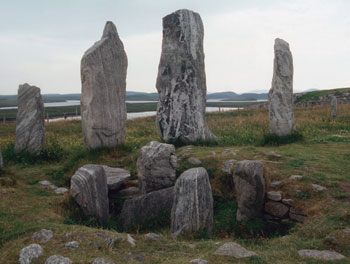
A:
92,258,115,264
39,180,57,190
267,191,282,201
137,141,177,193
19,244,43,264
233,160,265,221
55,187,68,195
190,259,208,264
144,233,162,241
312,184,327,192
214,242,257,258
270,180,281,187
70,165,109,225
298,249,345,260
125,252,145,263
64,241,79,249
289,175,302,180
31,229,53,244
264,202,289,218
103,165,130,191
171,168,213,237
45,255,72,264
188,157,201,165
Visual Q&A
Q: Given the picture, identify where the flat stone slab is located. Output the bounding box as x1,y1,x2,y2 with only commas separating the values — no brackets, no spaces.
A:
312,184,327,192
298,249,345,260
55,187,68,195
39,180,58,190
267,191,282,201
214,242,257,258
103,166,131,191
290,175,302,180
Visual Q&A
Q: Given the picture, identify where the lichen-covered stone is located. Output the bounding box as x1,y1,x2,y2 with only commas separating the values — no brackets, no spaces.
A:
137,141,177,193
31,229,53,244
298,249,345,260
45,255,72,264
171,167,213,237
81,21,127,150
156,9,217,144
19,244,43,264
269,38,294,136
15,83,45,154
233,160,265,221
214,242,257,258
103,165,130,191
70,165,109,225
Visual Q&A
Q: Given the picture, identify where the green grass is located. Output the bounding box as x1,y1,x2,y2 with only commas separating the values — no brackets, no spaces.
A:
294,87,350,104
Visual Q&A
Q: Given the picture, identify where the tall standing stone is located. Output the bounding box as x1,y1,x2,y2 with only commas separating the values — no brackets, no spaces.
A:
81,21,127,150
156,9,217,144
171,167,213,237
331,96,337,120
14,83,45,154
0,147,3,170
269,38,295,136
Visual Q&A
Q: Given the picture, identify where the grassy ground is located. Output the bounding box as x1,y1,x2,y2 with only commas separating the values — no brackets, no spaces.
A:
1,105,350,263
294,87,350,104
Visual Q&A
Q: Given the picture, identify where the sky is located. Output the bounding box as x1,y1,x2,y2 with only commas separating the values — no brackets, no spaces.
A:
0,0,349,95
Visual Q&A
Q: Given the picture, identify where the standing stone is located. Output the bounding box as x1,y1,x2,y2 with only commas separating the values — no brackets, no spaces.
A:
0,147,3,170
70,165,109,225
171,167,213,237
80,21,127,150
14,83,45,154
331,96,337,120
269,38,294,136
137,141,177,193
233,160,265,221
156,9,217,144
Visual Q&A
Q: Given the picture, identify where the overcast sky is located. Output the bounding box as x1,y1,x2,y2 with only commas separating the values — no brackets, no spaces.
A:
0,0,349,95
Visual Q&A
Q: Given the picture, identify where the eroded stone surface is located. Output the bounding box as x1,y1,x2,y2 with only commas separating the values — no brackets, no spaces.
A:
267,191,282,201
331,96,337,120
233,160,265,221
171,167,213,237
55,187,68,195
15,83,45,154
214,242,257,258
269,38,294,136
81,21,127,150
19,244,43,264
298,249,345,260
137,141,177,193
92,258,115,264
156,9,217,144
45,255,72,264
264,202,289,218
64,241,79,249
103,165,130,191
31,229,53,244
70,165,109,225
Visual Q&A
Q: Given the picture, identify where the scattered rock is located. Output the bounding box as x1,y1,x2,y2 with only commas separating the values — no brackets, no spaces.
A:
89,241,102,250
267,152,281,159
137,141,177,193
144,233,162,241
187,157,202,165
298,249,345,260
312,184,327,192
268,38,295,136
92,258,115,264
214,242,257,258
70,165,109,225
45,255,72,264
222,149,237,156
267,191,282,201
289,207,307,223
31,229,53,244
233,160,265,221
127,234,136,247
125,253,145,263
19,244,43,264
222,160,237,174
156,9,217,144
282,199,294,206
55,187,68,195
64,241,79,249
264,202,289,218
120,187,174,230
15,83,45,154
290,175,302,180
331,96,337,120
343,228,350,233
171,168,213,237
104,235,124,248
190,259,208,264
81,21,127,150
270,181,281,187
103,165,130,191
39,180,57,190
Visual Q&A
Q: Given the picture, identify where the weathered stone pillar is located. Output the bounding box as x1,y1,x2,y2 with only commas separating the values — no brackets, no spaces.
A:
81,21,127,150
331,96,337,120
156,9,217,144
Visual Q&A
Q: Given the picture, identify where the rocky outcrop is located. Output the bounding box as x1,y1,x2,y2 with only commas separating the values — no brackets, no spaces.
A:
70,165,109,225
81,21,127,150
233,160,265,221
171,167,213,237
103,166,130,191
137,141,177,193
120,187,174,230
14,83,45,154
268,38,295,136
156,9,217,144
331,96,337,120
19,244,43,264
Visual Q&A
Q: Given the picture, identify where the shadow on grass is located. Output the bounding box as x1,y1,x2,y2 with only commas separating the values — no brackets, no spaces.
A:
259,132,304,146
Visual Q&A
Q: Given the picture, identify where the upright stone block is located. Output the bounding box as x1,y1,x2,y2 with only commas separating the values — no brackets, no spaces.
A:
15,83,45,154
156,9,217,144
269,38,294,136
331,96,337,120
81,21,127,150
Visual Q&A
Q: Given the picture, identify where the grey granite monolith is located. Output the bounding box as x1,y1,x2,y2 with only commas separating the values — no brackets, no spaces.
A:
137,141,177,193
269,38,294,136
233,160,265,221
331,96,337,120
81,21,127,150
14,83,45,154
171,167,213,237
0,147,3,170
70,165,109,225
156,9,217,144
